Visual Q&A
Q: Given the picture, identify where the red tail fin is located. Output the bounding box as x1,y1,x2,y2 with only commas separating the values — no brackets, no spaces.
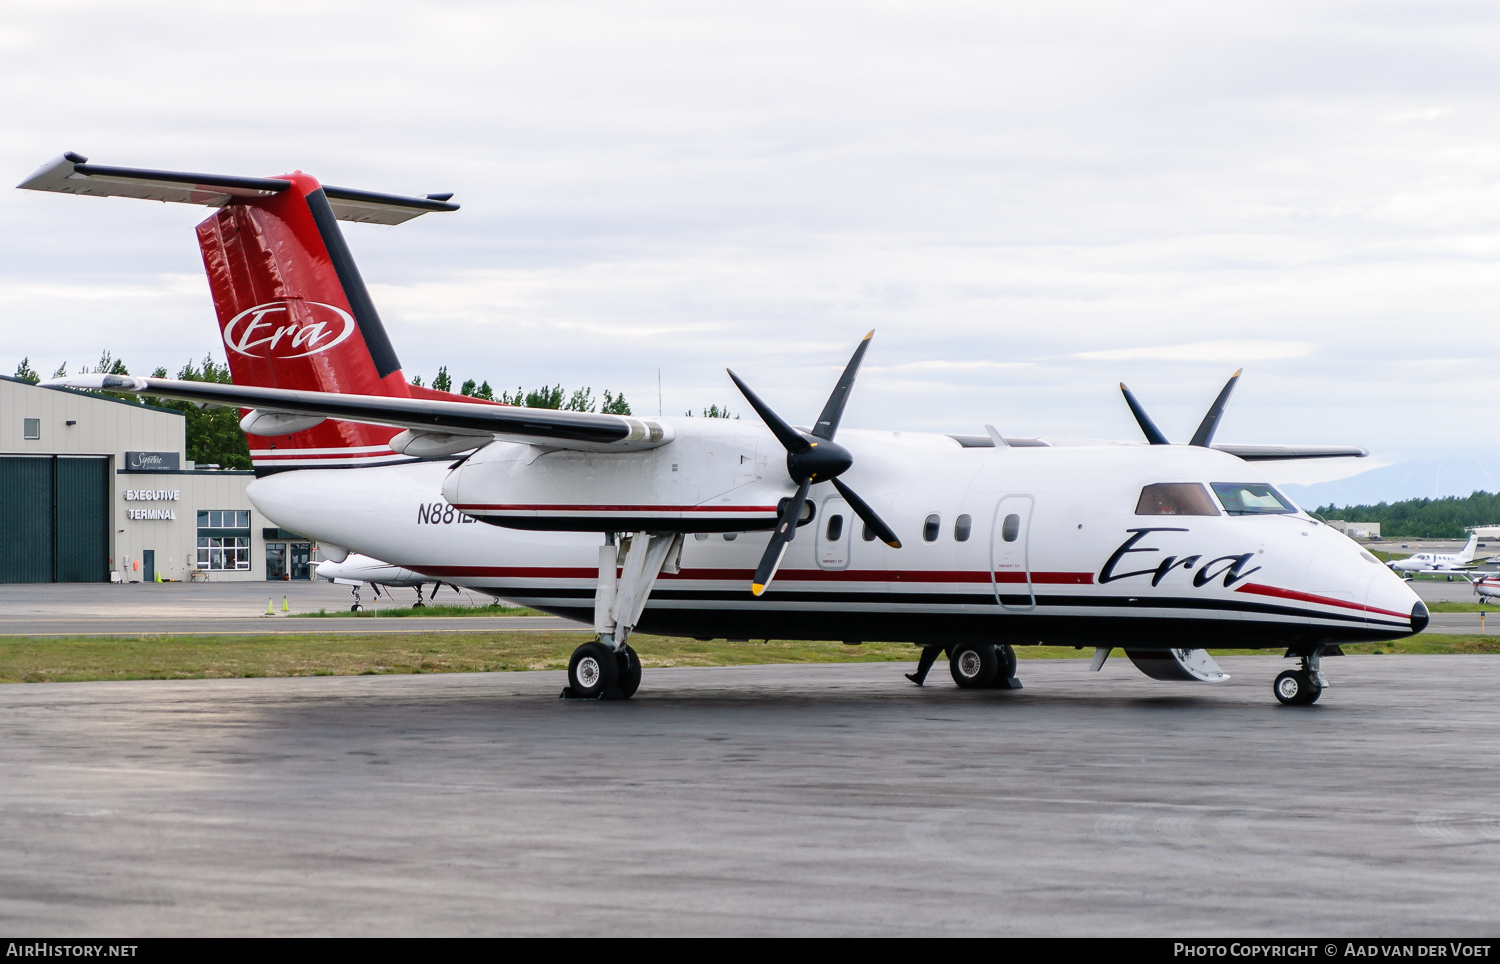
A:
18,153,483,472
196,172,459,471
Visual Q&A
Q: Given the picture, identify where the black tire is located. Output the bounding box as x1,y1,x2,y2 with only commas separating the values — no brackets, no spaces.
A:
616,645,642,699
1274,669,1322,706
350,604,362,612
413,601,426,609
568,641,620,699
989,644,1018,687
950,641,999,689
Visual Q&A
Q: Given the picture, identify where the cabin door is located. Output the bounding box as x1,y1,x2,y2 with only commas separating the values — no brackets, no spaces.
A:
991,495,1035,611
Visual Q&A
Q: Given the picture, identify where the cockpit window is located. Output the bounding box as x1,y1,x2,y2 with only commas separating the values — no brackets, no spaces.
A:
1211,482,1297,515
1135,483,1221,516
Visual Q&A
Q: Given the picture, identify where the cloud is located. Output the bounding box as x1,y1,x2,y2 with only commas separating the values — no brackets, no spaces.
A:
3,2,1500,473
1073,341,1318,363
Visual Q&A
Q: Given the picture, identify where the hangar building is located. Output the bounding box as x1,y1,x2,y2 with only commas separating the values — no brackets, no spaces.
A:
1,375,319,583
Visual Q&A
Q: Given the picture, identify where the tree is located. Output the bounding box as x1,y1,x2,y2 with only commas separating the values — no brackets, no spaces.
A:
51,362,66,378
432,366,452,393
143,355,252,470
410,375,424,387
13,357,38,383
601,389,630,415
564,387,595,412
474,381,494,401
459,378,477,397
685,404,737,418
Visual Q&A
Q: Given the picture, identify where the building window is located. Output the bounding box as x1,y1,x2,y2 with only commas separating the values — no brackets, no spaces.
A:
23,418,40,440
197,509,252,571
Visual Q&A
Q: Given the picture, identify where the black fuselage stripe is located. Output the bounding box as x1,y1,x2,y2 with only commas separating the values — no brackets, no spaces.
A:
466,583,1408,627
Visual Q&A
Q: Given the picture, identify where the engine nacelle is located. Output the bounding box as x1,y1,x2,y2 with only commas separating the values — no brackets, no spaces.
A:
441,420,785,532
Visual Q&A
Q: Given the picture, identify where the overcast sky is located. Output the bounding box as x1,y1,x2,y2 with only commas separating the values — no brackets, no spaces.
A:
4,1,1499,485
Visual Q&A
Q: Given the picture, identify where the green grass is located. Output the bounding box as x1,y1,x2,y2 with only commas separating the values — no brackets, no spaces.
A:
0,632,1493,684
1421,601,1498,612
292,603,538,618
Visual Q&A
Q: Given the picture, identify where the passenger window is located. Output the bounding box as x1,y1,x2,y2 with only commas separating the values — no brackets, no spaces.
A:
954,514,972,542
1135,483,1221,516
1211,482,1297,515
722,533,737,541
1001,513,1021,542
861,523,875,542
826,514,844,541
694,533,709,541
923,514,941,542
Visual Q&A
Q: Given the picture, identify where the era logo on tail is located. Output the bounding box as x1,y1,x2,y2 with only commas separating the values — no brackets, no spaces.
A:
223,301,356,359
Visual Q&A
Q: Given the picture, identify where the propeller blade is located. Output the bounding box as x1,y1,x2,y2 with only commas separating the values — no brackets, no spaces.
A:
831,477,901,548
752,479,811,596
728,369,810,454
1190,369,1241,448
1119,383,1170,445
811,330,873,440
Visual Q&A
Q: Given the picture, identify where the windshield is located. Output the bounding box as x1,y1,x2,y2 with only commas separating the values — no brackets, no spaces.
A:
1211,482,1298,515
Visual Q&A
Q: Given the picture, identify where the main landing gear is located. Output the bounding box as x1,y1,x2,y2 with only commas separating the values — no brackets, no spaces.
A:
906,642,1022,690
411,583,428,608
562,531,682,701
349,585,363,612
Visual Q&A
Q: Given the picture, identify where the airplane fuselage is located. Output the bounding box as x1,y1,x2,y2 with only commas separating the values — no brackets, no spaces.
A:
249,420,1426,649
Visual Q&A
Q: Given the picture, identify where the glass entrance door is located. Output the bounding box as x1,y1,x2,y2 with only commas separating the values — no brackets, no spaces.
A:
266,543,287,581
290,543,311,580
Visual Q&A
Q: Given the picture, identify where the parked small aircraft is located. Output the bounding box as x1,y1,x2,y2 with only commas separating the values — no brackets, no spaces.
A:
24,153,1430,706
316,553,465,610
1388,534,1480,577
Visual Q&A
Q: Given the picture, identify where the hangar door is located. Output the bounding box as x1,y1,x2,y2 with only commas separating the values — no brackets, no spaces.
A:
0,456,110,583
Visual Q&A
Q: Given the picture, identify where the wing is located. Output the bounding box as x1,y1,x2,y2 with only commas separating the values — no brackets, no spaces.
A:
1212,444,1368,461
43,375,673,452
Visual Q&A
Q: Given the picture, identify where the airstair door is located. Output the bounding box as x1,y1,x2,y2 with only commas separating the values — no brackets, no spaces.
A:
816,497,852,569
991,495,1035,611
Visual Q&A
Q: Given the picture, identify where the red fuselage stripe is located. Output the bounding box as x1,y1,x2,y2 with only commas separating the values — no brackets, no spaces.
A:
413,564,1094,584
455,504,778,513
1235,582,1411,620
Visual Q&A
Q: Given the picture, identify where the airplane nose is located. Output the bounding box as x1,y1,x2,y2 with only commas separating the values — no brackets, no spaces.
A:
1411,600,1429,633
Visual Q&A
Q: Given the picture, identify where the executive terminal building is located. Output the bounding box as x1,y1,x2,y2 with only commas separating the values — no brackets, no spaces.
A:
0,375,321,584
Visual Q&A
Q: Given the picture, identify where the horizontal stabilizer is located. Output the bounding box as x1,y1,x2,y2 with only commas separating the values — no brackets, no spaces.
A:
17,153,458,225
1213,444,1368,461
41,374,673,453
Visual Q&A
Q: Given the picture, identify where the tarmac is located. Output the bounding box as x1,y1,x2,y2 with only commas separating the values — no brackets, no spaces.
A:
0,582,588,636
1,656,1497,936
1,579,1494,635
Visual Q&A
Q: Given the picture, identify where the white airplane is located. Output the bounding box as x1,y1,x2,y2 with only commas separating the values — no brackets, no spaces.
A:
1467,573,1500,603
25,153,1430,707
315,552,468,610
1388,534,1480,577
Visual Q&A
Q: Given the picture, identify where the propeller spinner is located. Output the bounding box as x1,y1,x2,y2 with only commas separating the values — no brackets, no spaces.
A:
728,331,901,596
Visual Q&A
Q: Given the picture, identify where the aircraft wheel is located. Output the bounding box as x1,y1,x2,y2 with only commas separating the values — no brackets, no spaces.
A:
950,641,999,689
1274,669,1322,706
350,604,362,612
413,601,426,608
988,643,1018,687
616,645,642,699
568,641,620,699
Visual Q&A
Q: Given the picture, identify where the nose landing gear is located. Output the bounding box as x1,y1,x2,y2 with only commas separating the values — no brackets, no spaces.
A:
1274,648,1328,705
349,585,363,612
